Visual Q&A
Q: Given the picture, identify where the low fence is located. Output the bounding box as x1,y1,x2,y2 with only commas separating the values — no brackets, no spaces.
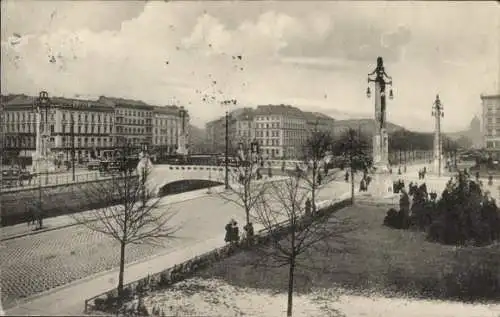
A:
0,171,111,193
1,174,138,226
84,197,352,314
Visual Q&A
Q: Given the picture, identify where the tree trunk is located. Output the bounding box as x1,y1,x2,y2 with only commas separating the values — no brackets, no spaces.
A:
286,256,296,317
118,241,126,295
311,166,316,213
351,168,355,205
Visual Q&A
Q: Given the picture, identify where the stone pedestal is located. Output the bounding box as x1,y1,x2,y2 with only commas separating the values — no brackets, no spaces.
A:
372,129,389,170
176,134,188,155
31,156,56,174
368,171,394,198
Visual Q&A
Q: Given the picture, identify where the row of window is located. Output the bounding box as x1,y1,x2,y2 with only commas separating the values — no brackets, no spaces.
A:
155,118,180,126
256,122,281,129
153,136,178,145
255,116,280,121
116,117,150,125
255,130,280,138
116,126,148,135
117,109,152,117
3,123,114,135
4,111,114,124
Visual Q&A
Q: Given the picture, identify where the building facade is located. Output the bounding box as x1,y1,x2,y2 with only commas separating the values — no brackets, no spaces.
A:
99,97,153,147
205,105,335,159
152,105,190,155
2,94,191,163
481,93,500,150
254,105,309,159
2,95,115,160
205,108,254,155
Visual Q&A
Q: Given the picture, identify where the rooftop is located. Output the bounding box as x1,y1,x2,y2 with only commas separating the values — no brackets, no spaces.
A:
254,104,304,117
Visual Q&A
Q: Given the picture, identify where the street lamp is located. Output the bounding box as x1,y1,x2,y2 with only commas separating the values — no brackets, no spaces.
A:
33,91,52,185
432,94,444,177
222,99,237,189
367,56,394,170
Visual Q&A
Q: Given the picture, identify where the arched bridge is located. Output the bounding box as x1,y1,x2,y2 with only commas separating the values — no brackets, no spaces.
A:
145,161,304,196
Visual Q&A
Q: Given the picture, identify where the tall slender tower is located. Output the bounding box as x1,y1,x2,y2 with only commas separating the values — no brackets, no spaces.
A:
367,57,394,172
432,95,444,177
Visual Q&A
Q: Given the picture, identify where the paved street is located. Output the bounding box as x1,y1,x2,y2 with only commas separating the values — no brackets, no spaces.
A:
1,177,350,310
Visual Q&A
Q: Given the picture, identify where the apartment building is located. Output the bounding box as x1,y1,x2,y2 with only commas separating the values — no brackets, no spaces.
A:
152,105,190,155
99,96,153,147
205,108,254,154
254,104,309,159
205,105,335,158
481,93,500,150
2,95,115,160
2,94,191,162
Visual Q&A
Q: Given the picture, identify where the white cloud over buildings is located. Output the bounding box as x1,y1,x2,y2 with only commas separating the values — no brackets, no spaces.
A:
1,1,498,132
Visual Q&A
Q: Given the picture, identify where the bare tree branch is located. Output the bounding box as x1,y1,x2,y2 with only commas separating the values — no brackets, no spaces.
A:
69,148,179,295
251,169,355,317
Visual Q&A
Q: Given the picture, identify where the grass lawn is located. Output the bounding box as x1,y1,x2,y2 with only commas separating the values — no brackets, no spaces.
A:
196,204,500,303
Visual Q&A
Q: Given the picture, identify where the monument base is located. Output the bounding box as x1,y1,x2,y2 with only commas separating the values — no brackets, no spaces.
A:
31,156,56,174
367,171,394,198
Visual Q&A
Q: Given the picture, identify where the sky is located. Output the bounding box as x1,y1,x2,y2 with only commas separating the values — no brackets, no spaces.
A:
1,1,499,132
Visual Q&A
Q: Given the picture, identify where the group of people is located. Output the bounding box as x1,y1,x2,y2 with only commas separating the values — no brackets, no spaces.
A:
224,219,255,245
417,167,427,180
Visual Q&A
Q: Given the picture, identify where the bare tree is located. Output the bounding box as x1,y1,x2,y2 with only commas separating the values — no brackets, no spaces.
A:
219,143,268,237
301,130,336,212
72,148,178,296
253,173,354,317
332,128,372,204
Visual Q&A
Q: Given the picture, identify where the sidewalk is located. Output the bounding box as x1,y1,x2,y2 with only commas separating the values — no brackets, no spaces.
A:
0,186,225,242
1,176,290,242
5,190,350,316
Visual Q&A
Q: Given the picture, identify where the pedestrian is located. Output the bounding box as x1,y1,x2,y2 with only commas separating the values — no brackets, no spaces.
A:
344,170,349,182
231,220,240,244
243,222,254,246
398,167,402,175
305,198,312,215
360,177,366,192
224,221,232,244
488,174,493,186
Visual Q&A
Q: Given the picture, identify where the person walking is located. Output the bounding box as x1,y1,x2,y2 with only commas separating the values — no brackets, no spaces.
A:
305,198,312,216
231,220,240,244
224,221,232,244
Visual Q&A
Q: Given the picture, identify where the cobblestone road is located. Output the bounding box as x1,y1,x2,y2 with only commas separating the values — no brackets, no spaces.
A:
1,180,350,308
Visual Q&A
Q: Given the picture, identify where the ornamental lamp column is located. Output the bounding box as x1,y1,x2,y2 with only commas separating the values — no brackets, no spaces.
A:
366,57,394,172
432,94,444,177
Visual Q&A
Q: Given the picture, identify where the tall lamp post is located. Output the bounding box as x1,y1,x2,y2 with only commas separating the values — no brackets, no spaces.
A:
33,91,52,185
178,106,187,156
71,113,76,181
432,94,444,177
366,57,394,172
32,91,51,230
222,99,237,189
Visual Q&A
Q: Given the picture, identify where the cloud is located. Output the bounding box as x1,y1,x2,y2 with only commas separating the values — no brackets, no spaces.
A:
1,1,498,131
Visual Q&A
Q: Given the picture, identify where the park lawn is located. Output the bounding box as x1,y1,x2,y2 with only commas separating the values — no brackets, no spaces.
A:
196,204,500,302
